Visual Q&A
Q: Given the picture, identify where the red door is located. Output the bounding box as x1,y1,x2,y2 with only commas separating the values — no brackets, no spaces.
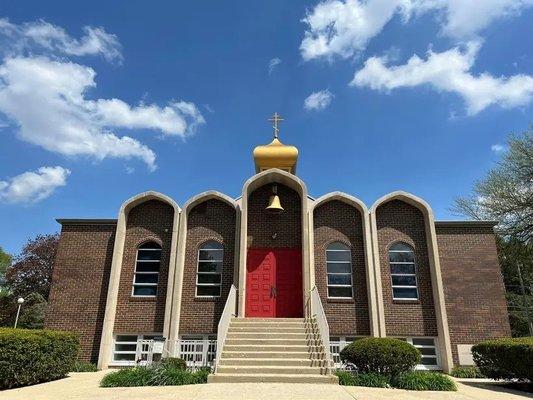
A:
246,248,302,318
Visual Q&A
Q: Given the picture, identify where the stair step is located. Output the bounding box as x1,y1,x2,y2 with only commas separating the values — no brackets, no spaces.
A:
223,344,321,352
219,358,328,367
221,351,325,359
232,318,306,323
226,332,310,339
216,365,326,375
228,327,308,333
224,339,321,346
207,373,338,384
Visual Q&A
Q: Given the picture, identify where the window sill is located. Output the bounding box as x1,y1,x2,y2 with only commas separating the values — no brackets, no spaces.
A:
194,296,221,302
392,299,420,305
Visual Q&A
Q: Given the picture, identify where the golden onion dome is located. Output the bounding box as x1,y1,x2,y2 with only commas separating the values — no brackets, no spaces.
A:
253,137,298,174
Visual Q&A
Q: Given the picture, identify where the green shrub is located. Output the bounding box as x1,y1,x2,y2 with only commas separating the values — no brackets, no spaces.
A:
336,371,390,387
71,361,98,372
472,337,533,382
450,366,485,378
100,367,155,387
100,365,210,387
161,357,187,370
0,328,79,389
340,337,420,376
392,371,457,391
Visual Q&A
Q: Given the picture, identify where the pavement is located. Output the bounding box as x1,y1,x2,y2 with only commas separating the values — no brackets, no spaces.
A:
2,370,531,400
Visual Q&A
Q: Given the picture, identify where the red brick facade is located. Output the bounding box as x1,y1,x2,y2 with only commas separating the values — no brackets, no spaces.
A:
437,224,511,365
375,200,438,337
179,199,236,334
113,200,175,334
45,222,115,363
313,200,370,336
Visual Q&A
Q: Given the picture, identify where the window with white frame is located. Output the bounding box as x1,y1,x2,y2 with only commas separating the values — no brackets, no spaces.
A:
326,242,353,298
196,241,223,297
399,337,440,369
389,242,419,300
112,334,159,365
132,242,162,296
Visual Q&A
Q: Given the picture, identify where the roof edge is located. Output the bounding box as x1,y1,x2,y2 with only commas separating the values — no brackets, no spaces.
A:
56,218,117,225
435,220,498,227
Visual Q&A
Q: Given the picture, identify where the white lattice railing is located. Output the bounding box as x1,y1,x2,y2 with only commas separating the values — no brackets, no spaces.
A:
307,286,332,375
214,284,237,372
177,339,216,369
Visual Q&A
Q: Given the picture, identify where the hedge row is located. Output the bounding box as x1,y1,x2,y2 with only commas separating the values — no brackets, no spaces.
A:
472,336,533,382
0,328,79,389
336,370,457,391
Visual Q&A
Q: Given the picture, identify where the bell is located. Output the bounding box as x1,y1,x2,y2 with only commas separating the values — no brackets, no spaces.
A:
266,194,284,213
266,184,284,213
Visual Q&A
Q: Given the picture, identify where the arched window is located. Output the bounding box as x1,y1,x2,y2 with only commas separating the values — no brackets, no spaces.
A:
326,242,353,298
132,241,162,296
389,242,419,300
196,241,223,297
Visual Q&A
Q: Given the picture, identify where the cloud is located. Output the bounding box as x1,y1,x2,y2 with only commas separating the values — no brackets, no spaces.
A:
304,89,334,111
0,56,205,170
491,144,505,153
0,18,122,62
268,57,282,74
350,41,533,115
0,166,70,203
300,0,533,61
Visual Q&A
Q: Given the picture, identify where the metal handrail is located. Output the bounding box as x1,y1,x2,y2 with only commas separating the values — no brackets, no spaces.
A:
214,284,237,372
308,286,332,374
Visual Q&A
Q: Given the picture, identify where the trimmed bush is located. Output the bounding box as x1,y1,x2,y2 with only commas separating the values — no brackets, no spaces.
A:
100,365,210,387
0,328,79,389
472,337,533,382
450,366,485,379
393,371,457,391
71,361,98,372
336,371,390,388
340,337,420,376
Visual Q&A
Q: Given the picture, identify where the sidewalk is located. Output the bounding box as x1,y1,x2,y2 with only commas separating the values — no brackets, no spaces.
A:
2,371,531,400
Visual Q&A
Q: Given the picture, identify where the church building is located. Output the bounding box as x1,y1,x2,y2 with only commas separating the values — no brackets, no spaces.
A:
45,114,510,383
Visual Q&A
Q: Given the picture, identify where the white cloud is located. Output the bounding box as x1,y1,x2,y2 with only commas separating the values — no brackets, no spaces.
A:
491,143,505,153
300,0,533,61
0,166,70,203
0,56,205,170
0,18,122,62
351,41,533,115
304,89,334,111
268,57,282,74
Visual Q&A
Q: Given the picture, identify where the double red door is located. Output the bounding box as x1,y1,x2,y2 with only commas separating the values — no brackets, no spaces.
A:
245,248,302,318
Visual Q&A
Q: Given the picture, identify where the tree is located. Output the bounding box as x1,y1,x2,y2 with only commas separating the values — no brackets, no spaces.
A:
454,128,533,336
0,246,12,293
454,128,533,243
6,233,59,299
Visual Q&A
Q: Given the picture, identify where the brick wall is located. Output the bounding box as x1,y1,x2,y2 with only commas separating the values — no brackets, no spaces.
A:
45,223,115,363
179,199,236,334
437,225,511,365
113,200,174,334
375,200,438,336
247,183,301,249
313,200,370,336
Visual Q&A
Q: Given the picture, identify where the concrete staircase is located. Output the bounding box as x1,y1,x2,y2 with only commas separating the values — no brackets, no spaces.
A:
208,317,338,384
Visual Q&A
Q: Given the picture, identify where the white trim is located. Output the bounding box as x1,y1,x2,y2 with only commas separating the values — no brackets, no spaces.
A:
195,240,223,298
131,242,161,297
326,242,353,299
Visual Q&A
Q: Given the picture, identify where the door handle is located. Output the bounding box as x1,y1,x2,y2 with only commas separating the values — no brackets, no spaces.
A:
270,285,277,299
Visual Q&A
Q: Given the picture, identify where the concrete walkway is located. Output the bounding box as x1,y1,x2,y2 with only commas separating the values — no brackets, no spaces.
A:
2,371,531,400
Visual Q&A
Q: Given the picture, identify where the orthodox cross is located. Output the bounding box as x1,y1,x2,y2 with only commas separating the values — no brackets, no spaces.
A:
268,112,284,139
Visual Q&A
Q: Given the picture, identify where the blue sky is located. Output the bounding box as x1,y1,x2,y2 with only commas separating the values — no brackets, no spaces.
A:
0,0,532,255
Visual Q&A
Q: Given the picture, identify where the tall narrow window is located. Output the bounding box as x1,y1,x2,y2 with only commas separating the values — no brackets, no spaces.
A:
326,242,353,298
389,242,418,300
132,242,161,296
196,241,223,297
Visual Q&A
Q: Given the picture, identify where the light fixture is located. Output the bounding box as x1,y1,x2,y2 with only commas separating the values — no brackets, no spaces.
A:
266,185,284,214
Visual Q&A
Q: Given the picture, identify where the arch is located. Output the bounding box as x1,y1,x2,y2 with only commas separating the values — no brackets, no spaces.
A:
311,191,379,336
137,238,163,249
98,191,181,369
238,169,309,317
369,190,453,373
167,190,239,349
